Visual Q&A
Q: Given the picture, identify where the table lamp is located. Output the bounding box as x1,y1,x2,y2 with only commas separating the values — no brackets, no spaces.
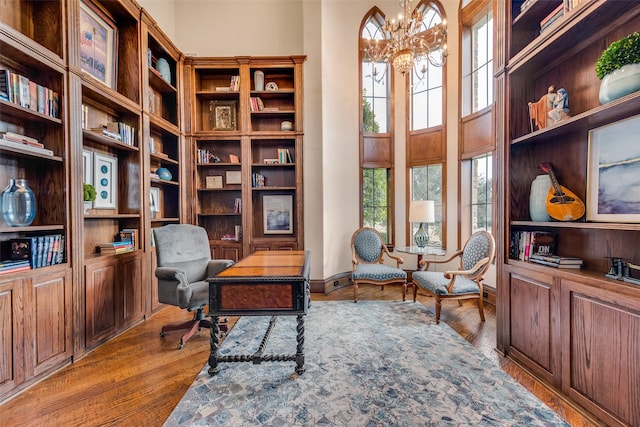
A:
409,200,435,248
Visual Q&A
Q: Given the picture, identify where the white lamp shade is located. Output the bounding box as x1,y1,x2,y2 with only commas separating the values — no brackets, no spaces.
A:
409,200,435,223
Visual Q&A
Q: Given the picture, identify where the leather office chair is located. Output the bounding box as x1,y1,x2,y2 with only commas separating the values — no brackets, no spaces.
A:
351,227,407,302
412,230,495,324
153,224,234,349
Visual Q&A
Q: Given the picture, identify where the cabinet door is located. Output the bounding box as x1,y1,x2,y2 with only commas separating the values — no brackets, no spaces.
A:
85,259,118,348
120,253,144,327
213,243,241,262
23,269,72,379
508,270,560,385
0,277,24,398
561,279,640,427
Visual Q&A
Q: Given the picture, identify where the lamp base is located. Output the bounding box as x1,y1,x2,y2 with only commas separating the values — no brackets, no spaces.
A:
414,223,428,248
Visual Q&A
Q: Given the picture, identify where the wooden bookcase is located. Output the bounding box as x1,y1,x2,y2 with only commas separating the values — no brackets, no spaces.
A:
495,1,640,425
184,56,305,260
66,0,145,355
0,0,73,402
140,10,184,313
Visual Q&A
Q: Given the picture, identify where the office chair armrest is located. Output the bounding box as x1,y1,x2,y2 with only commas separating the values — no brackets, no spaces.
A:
155,266,188,283
207,259,235,277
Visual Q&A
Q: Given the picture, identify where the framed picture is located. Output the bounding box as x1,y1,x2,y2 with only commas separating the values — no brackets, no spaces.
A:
263,195,293,234
587,114,640,222
209,100,237,131
226,170,242,184
93,152,118,209
82,150,93,184
79,0,118,89
150,187,161,213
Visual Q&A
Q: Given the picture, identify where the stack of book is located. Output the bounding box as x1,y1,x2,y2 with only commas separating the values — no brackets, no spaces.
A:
0,259,31,275
539,4,565,34
0,131,54,156
98,239,134,255
529,254,583,269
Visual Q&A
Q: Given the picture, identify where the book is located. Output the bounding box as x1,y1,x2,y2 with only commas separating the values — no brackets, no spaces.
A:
529,258,582,269
0,69,12,101
0,131,41,146
0,264,31,275
529,254,583,265
120,229,138,249
229,154,240,163
0,138,54,156
18,74,30,108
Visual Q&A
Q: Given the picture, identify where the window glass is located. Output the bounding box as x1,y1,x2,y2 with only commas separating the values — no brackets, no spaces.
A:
471,153,492,233
410,165,443,245
363,168,391,242
361,13,390,133
471,12,493,112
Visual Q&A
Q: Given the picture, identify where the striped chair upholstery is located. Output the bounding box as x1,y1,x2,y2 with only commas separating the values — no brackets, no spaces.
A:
351,227,407,302
412,231,495,324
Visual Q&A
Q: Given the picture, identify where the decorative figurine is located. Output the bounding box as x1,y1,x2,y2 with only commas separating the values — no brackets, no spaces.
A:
548,87,570,124
528,85,556,131
605,257,640,286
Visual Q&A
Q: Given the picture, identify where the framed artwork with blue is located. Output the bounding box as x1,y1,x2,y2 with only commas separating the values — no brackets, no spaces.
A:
93,152,118,209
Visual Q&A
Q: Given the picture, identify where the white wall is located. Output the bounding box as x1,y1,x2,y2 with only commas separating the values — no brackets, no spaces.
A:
138,0,470,285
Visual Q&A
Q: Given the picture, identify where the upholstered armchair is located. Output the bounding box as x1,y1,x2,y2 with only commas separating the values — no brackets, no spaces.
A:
153,224,234,349
351,227,407,303
412,231,495,324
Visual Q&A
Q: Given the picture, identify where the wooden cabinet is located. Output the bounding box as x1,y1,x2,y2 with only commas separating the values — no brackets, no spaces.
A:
185,56,306,258
84,251,144,349
0,267,72,402
496,1,640,424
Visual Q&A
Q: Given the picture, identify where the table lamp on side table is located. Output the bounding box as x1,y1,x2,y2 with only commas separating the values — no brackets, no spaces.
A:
409,200,435,248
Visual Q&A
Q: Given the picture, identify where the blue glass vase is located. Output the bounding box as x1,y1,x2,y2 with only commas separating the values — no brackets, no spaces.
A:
1,179,36,226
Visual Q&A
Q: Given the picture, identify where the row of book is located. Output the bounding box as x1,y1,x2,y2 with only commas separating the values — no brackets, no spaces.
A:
249,96,265,112
233,197,242,214
0,234,65,271
510,230,556,261
0,131,54,156
0,69,60,118
89,122,136,146
252,172,266,188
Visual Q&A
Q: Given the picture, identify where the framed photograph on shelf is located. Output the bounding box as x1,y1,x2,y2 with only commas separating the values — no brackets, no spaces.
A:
263,195,293,234
150,187,161,216
225,170,242,185
587,114,640,222
79,0,118,89
93,152,118,209
209,100,237,131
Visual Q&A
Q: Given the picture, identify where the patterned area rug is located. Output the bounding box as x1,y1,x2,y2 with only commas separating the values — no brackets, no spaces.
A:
165,301,568,426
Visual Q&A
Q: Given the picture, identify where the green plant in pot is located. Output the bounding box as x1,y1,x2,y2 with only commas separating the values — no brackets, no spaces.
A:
83,183,96,213
596,32,640,104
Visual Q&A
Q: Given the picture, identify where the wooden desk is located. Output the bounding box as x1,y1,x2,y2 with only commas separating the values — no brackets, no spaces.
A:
207,250,310,375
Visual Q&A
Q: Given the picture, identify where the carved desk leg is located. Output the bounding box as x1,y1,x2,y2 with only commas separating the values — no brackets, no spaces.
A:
208,315,221,375
295,314,305,375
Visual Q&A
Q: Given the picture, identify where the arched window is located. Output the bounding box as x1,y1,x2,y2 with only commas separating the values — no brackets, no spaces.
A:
407,0,447,248
410,1,446,130
360,8,394,243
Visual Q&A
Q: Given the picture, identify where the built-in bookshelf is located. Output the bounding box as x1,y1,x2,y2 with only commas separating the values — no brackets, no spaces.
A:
185,56,305,259
0,0,72,402
496,1,640,425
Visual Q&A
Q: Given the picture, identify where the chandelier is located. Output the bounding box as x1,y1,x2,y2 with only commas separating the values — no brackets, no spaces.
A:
364,0,447,76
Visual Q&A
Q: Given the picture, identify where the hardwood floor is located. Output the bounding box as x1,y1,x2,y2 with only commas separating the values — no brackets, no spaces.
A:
0,285,602,426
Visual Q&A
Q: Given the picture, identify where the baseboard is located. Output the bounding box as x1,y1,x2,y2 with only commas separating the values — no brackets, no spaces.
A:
483,285,496,306
310,272,351,294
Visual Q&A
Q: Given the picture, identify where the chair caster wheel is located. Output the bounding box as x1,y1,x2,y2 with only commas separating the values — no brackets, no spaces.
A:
177,342,184,349
160,332,166,337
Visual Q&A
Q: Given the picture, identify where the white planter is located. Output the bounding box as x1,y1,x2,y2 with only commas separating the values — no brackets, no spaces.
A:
599,63,640,104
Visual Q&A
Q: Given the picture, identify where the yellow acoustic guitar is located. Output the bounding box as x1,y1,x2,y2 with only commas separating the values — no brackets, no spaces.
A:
539,162,585,221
